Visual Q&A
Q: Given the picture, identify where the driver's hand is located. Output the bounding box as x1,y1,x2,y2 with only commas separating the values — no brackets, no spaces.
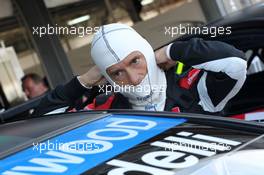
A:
78,65,107,87
155,46,176,70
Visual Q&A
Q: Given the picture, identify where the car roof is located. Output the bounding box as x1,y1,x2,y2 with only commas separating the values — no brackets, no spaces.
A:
209,3,264,26
1,110,264,159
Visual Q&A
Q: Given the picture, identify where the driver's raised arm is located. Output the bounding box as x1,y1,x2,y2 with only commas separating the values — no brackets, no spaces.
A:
166,38,247,112
32,66,105,117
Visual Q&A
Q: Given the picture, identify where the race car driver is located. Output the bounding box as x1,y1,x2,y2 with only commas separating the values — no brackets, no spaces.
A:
32,23,247,116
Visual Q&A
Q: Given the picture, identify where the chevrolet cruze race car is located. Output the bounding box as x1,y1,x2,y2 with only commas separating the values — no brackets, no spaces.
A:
0,3,264,175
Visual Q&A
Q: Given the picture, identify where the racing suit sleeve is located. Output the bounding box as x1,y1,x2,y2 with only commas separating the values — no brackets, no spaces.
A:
32,77,96,117
166,38,247,112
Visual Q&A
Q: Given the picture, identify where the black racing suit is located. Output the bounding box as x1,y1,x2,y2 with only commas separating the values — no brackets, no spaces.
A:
32,38,247,117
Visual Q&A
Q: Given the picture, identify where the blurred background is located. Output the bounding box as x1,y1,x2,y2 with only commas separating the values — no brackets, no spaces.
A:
0,0,263,110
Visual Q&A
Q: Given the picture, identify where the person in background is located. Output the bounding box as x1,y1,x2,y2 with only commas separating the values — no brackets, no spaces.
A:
21,73,49,99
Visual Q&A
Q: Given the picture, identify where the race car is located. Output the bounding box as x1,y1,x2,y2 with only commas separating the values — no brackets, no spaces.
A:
0,110,264,175
0,3,264,175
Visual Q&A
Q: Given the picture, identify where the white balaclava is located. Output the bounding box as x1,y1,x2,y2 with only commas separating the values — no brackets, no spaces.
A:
91,23,167,111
